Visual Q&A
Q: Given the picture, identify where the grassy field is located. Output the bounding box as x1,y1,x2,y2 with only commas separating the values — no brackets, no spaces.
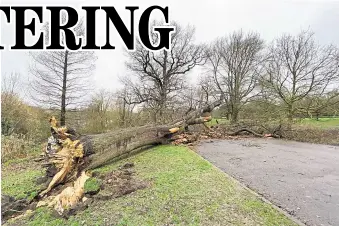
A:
3,145,297,226
299,117,339,129
2,157,44,200
207,117,339,130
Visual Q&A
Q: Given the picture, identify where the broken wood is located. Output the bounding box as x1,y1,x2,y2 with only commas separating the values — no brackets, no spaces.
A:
37,98,224,214
85,97,224,169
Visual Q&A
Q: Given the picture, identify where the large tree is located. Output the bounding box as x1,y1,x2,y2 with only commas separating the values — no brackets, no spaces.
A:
207,31,265,123
124,22,207,123
30,20,97,126
262,30,339,124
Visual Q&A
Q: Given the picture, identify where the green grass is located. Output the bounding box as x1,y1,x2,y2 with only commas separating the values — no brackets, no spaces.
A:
206,117,339,129
84,177,102,194
2,168,44,200
206,118,229,127
4,145,296,226
299,117,339,129
13,207,83,226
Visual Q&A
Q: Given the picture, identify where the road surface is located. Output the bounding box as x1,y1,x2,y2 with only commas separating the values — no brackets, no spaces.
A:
197,138,339,226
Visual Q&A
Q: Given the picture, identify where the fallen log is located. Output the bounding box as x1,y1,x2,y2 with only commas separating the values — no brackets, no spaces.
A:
227,128,263,137
87,137,166,170
85,97,223,169
225,125,283,138
36,98,224,214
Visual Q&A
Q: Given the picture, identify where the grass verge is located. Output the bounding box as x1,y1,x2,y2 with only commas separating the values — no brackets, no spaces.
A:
4,145,297,226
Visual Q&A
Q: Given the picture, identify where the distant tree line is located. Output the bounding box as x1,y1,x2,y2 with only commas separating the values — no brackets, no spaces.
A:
2,21,339,138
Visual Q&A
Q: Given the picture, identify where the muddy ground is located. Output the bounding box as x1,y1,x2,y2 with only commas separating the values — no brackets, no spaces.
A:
1,162,149,223
198,138,339,226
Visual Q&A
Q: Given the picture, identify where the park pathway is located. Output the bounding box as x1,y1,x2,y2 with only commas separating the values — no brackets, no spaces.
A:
198,138,339,226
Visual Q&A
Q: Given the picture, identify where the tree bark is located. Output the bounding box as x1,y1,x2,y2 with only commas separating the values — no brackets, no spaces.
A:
231,112,238,124
287,104,294,128
81,97,224,169
60,51,68,126
230,105,239,124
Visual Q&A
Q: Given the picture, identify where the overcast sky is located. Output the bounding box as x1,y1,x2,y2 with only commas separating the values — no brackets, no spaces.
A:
1,0,339,99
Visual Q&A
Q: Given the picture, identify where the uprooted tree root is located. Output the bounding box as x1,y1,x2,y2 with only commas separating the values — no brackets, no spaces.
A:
1,162,149,222
46,162,149,219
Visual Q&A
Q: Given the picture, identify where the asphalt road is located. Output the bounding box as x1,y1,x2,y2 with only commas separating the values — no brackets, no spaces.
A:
197,138,339,226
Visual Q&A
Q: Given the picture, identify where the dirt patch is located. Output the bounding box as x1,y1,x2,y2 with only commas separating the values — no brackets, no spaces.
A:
94,162,150,201
1,195,34,223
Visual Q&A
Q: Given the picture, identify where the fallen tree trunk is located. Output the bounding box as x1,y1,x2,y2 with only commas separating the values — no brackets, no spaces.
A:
39,98,224,204
87,137,165,170
85,98,224,169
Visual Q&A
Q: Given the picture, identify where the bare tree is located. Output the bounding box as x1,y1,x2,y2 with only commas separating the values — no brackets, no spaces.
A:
290,87,339,120
197,74,219,106
179,85,200,114
207,31,265,123
115,86,137,127
262,30,339,124
124,21,207,123
29,20,97,126
1,72,22,95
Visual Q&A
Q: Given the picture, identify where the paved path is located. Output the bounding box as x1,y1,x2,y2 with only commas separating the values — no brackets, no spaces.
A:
197,139,339,226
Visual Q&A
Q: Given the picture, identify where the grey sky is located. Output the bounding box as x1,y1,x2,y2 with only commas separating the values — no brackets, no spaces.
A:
1,0,339,99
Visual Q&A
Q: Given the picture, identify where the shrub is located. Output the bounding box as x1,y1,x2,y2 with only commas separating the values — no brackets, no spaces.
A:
1,92,50,142
1,135,41,163
220,120,339,145
285,125,339,145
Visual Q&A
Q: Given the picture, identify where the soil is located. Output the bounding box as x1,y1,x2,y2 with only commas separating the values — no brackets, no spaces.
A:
1,195,30,223
94,162,150,201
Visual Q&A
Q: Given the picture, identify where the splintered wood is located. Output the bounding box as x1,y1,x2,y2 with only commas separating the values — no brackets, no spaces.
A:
49,171,90,215
38,117,90,214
